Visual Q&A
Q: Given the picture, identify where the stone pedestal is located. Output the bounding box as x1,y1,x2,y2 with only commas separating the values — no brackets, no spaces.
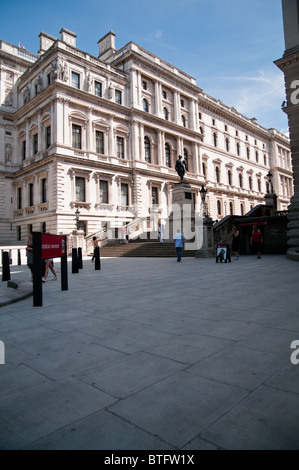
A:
164,182,195,241
264,193,278,215
195,216,215,258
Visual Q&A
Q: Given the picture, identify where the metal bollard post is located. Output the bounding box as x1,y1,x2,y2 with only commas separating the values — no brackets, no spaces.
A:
94,246,101,270
72,248,79,273
2,251,10,282
77,247,83,269
18,249,21,266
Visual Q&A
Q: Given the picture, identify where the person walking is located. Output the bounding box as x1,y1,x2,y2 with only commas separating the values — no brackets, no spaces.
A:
42,258,57,282
91,236,99,262
232,226,240,260
174,229,184,262
250,225,263,259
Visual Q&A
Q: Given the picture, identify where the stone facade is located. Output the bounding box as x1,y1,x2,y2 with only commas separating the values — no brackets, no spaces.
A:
275,0,299,261
0,28,293,245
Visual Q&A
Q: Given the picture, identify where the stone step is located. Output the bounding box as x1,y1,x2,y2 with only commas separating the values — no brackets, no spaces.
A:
100,241,197,258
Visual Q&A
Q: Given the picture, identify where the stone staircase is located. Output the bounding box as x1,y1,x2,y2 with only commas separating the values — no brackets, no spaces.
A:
99,237,197,258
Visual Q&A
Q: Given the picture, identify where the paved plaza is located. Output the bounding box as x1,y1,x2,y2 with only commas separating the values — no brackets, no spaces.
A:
0,253,299,450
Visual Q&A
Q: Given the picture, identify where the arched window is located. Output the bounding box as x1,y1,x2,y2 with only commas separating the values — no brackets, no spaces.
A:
163,108,169,120
228,170,232,186
165,143,171,168
183,149,188,171
143,99,149,112
144,136,151,163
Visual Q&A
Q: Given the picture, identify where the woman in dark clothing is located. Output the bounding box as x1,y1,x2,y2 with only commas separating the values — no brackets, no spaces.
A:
232,226,240,260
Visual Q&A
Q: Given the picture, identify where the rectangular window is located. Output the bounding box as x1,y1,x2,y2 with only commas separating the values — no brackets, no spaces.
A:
22,141,26,160
46,126,51,149
96,130,104,154
41,178,47,203
152,187,158,206
100,180,108,204
121,183,129,206
33,134,38,155
29,183,34,207
75,176,85,202
71,71,80,89
116,136,124,159
115,89,122,105
72,124,82,149
17,187,22,209
17,226,21,241
95,81,102,97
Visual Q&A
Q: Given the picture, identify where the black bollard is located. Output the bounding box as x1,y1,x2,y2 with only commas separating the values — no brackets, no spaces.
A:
94,246,101,270
2,251,10,282
77,247,83,269
18,249,21,266
72,248,79,273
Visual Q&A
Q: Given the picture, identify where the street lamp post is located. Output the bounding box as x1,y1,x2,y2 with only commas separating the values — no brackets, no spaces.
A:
200,185,208,218
75,208,80,230
196,185,214,258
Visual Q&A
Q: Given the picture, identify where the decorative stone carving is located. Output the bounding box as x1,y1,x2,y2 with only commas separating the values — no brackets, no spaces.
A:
50,57,69,82
5,144,12,163
23,85,30,103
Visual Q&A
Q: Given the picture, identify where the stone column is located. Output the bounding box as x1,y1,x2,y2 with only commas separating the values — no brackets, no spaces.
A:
155,81,162,117
275,0,299,261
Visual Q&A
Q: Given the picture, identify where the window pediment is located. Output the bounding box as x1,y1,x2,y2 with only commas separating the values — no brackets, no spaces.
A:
69,111,88,124
92,119,109,130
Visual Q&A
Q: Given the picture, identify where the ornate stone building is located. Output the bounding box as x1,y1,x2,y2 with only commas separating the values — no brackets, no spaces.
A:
0,28,293,245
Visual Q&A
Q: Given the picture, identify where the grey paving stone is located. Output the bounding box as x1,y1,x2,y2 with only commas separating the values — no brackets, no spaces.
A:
0,376,117,450
76,351,187,398
187,346,288,391
23,410,171,450
109,371,248,448
200,385,299,450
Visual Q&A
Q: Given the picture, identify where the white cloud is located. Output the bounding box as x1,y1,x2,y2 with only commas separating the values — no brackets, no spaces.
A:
200,69,288,131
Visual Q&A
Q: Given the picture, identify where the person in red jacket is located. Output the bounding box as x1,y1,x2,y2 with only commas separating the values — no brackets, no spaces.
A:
250,225,263,259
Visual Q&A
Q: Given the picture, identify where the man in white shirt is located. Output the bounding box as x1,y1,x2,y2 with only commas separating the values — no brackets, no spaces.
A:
174,229,185,262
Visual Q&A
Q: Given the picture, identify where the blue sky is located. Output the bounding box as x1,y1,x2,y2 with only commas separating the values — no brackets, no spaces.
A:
0,0,288,133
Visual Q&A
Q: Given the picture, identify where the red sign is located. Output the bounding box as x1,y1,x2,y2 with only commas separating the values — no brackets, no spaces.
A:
239,221,268,227
41,234,66,260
